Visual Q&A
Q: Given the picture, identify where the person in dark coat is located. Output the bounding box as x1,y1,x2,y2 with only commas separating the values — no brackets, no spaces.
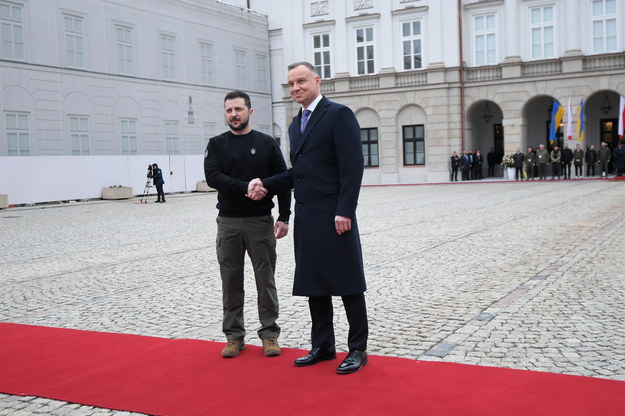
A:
572,143,585,178
248,61,368,375
152,163,165,203
487,148,496,177
473,149,484,180
513,147,525,181
460,150,470,181
586,144,598,177
613,140,625,177
561,143,573,179
450,151,460,181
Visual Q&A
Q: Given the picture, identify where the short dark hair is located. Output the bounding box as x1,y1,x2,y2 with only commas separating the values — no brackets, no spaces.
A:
224,90,251,109
287,61,319,76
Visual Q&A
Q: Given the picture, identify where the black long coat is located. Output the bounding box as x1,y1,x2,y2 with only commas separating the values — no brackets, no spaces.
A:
264,97,366,297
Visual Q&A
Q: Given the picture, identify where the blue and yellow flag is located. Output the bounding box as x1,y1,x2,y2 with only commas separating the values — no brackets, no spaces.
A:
576,99,585,142
549,100,564,144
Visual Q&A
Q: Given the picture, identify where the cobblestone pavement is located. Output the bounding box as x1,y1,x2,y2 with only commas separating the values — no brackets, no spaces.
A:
2,179,625,414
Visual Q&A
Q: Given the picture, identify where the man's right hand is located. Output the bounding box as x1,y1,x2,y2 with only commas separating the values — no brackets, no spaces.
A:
246,178,267,200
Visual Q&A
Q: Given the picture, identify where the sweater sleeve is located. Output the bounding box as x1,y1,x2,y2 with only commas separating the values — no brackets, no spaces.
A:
204,137,248,196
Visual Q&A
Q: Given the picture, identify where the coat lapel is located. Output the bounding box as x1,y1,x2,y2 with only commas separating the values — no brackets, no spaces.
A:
291,97,328,156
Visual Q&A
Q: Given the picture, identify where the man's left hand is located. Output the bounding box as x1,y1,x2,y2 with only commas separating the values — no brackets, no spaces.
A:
274,221,289,239
335,215,351,235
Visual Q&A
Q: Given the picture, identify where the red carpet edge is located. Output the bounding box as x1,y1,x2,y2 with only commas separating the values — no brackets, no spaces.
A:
1,323,624,416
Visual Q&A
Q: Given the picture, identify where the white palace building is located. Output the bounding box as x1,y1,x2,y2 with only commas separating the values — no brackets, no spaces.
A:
1,0,624,204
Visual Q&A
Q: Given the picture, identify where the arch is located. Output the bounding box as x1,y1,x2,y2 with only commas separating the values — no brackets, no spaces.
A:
521,94,555,151
585,89,621,151
355,107,380,128
62,91,91,115
466,99,503,155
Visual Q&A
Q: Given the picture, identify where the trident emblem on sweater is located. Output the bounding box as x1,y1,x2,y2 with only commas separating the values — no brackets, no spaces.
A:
250,147,256,155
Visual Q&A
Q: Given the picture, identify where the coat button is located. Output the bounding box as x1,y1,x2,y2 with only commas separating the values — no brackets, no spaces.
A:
297,201,304,206
296,176,303,181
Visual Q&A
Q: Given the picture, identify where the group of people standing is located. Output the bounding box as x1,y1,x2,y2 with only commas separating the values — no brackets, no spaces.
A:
450,149,484,181
512,141,625,181
451,140,625,181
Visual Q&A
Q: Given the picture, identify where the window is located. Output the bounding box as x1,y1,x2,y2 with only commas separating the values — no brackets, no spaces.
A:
121,118,137,155
203,122,215,148
313,33,331,78
361,128,379,167
592,0,617,53
6,112,29,155
355,26,375,75
402,20,422,70
70,116,89,155
256,54,268,91
403,125,425,165
63,15,84,68
0,1,24,59
234,49,246,88
530,6,554,59
474,14,496,65
116,25,133,74
161,35,175,80
165,121,179,155
200,42,214,85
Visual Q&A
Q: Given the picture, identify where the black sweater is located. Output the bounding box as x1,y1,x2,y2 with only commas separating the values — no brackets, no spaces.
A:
204,130,291,222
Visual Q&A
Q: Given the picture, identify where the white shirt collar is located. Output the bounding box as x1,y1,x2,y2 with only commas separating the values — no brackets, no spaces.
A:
303,94,323,113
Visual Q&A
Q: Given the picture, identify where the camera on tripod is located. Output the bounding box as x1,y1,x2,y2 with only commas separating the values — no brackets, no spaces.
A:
147,164,154,179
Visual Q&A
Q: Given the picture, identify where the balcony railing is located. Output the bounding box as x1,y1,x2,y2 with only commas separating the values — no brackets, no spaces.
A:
583,53,625,71
350,76,380,91
396,71,427,87
521,60,562,77
465,66,502,82
284,52,623,97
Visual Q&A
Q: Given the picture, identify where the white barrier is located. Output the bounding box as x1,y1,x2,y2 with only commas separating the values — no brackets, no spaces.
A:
0,155,205,205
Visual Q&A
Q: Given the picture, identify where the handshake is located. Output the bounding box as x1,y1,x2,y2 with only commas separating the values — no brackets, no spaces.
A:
246,178,267,200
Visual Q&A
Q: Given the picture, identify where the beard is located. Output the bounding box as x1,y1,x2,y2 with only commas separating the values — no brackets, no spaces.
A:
228,118,249,132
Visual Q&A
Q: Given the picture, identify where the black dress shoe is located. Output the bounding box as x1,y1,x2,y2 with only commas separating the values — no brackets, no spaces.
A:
337,350,368,374
294,347,336,367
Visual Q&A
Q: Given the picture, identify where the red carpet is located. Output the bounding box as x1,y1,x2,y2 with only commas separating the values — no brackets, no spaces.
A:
1,323,624,416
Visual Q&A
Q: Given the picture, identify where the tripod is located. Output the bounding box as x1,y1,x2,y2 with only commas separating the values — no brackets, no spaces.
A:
140,179,153,203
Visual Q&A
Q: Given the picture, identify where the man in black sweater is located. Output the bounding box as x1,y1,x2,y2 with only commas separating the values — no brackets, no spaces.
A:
204,90,291,359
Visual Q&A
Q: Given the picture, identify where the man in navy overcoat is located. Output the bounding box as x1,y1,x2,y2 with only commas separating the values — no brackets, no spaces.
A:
248,61,369,374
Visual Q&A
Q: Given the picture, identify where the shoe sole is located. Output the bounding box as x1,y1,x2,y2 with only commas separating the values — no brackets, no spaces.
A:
264,350,281,357
294,354,336,367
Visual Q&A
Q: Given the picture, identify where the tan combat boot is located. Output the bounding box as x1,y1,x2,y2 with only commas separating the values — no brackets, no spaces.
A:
262,337,281,356
222,339,246,358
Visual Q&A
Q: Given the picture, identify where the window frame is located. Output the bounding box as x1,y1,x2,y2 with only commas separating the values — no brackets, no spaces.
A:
200,41,214,85
312,32,332,79
256,53,268,92
6,111,29,156
116,24,134,75
402,124,425,166
0,0,25,60
63,13,85,68
120,118,137,155
591,0,618,53
69,115,90,155
400,19,423,71
529,5,555,60
473,13,497,66
234,49,247,89
355,25,375,75
165,120,179,155
160,34,176,80
361,127,379,167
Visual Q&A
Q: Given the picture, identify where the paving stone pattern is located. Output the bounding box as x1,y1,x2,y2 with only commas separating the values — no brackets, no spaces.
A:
2,180,625,414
